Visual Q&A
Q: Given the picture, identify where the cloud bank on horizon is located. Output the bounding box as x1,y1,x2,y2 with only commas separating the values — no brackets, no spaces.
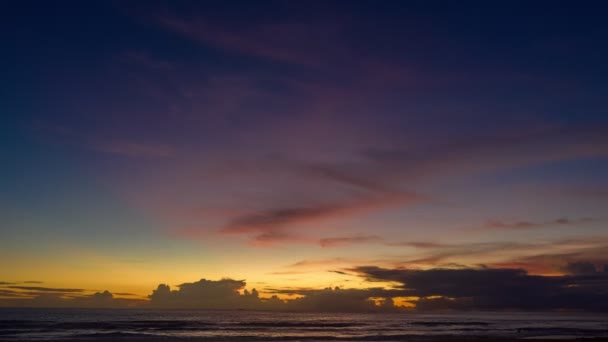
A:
2,262,608,312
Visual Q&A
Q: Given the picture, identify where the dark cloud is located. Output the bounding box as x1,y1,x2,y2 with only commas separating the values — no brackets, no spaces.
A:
385,241,448,248
561,261,600,276
350,265,608,312
270,287,404,313
3,270,608,312
0,289,144,308
147,278,405,312
6,286,85,293
113,292,139,296
149,278,273,310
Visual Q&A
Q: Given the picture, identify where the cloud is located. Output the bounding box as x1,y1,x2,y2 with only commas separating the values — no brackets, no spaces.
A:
269,287,404,313
277,237,608,278
6,286,85,293
155,10,347,67
361,123,608,183
490,243,608,275
319,235,383,247
350,265,608,311
113,292,139,296
316,234,449,249
220,191,418,245
0,287,144,308
385,241,448,248
3,270,608,312
287,258,361,269
484,217,599,230
149,278,273,310
148,278,403,312
561,261,601,276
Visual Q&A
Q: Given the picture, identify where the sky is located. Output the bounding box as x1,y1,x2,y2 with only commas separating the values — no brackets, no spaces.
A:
1,0,608,312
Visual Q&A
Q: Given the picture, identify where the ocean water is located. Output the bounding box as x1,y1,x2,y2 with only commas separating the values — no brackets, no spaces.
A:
1,309,607,341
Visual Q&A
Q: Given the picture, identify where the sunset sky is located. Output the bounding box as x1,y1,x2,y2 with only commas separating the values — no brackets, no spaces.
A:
1,1,608,311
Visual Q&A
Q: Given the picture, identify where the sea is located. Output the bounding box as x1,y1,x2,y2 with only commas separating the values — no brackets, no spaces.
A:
1,309,607,341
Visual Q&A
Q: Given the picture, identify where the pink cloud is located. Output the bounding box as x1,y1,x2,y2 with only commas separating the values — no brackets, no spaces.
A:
219,191,421,245
319,235,383,248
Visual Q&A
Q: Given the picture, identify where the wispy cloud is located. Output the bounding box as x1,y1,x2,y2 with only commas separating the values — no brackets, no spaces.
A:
484,217,599,230
220,191,420,245
319,235,383,248
6,286,85,293
155,12,346,67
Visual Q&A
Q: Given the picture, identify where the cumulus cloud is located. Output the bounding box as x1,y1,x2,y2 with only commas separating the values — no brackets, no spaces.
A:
146,278,407,312
269,287,403,313
148,278,282,310
3,270,608,312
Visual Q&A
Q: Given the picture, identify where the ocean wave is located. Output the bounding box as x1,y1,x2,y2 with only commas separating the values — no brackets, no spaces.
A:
409,321,491,326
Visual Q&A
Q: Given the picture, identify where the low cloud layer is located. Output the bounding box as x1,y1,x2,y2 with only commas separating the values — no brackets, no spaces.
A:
3,264,608,312
351,264,608,312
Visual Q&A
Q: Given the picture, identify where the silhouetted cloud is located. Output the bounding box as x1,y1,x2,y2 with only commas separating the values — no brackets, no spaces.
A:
3,270,608,312
146,277,408,312
350,265,608,311
148,278,272,310
562,261,600,275
6,286,85,293
270,287,404,313
0,287,144,308
113,292,139,296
